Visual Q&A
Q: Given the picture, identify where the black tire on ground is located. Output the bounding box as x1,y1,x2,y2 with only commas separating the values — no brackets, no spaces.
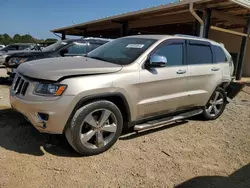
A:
65,100,123,156
202,87,227,120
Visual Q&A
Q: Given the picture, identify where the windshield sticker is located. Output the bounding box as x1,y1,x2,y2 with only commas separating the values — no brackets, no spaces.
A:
61,42,67,45
126,44,144,48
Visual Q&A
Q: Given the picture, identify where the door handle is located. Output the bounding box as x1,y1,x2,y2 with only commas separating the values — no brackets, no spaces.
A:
211,67,220,71
176,70,186,74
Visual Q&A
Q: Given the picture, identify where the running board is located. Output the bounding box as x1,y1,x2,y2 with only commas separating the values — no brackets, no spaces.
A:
134,109,203,131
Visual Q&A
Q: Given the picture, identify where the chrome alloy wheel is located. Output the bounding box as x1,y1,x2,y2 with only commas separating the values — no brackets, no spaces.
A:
205,91,224,117
79,109,118,149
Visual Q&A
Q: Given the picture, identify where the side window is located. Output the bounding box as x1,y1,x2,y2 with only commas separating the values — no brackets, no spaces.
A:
66,43,87,55
187,43,212,65
213,45,228,63
18,45,31,50
6,45,18,50
153,43,183,66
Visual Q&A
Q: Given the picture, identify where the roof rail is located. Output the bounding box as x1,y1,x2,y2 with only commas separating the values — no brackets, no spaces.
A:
175,34,220,45
174,34,204,39
82,37,113,41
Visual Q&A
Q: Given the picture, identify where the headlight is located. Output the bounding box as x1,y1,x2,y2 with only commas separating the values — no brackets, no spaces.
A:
34,83,67,96
8,57,28,66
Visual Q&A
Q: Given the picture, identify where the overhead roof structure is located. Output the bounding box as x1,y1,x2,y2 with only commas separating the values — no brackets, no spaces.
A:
51,0,250,80
51,0,250,38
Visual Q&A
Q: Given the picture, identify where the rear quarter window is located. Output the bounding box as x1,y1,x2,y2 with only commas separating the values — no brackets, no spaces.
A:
212,45,228,63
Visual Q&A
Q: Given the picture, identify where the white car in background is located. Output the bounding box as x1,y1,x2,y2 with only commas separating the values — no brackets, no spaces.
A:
0,45,5,49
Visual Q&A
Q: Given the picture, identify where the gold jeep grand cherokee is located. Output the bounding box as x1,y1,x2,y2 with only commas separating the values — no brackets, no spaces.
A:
10,35,234,156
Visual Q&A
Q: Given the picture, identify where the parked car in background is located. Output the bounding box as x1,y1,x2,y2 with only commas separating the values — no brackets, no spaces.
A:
5,37,112,77
0,43,39,52
0,44,5,49
10,35,235,156
0,43,40,65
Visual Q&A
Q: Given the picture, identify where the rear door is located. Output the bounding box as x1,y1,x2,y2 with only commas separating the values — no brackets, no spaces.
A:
138,39,190,118
186,40,222,107
212,45,232,82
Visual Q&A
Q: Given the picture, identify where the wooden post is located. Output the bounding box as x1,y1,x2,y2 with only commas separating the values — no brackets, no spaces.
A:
121,21,128,37
236,19,250,80
62,33,66,40
203,8,212,38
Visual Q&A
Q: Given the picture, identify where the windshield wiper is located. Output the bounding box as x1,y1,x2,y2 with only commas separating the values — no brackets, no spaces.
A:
86,56,120,64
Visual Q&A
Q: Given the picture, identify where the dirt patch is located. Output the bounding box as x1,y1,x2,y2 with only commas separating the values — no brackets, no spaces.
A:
0,76,250,187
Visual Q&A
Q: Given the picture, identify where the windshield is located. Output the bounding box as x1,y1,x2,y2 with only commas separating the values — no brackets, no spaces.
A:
42,41,67,52
87,38,157,65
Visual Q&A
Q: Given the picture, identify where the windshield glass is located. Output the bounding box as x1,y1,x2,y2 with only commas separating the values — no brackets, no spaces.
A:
42,41,67,52
87,38,157,65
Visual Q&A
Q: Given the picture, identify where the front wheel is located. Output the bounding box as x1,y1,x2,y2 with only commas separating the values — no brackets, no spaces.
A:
65,100,123,156
202,87,227,120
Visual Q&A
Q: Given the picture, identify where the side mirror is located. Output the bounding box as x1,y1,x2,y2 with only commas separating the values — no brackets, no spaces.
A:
60,48,69,56
147,55,167,68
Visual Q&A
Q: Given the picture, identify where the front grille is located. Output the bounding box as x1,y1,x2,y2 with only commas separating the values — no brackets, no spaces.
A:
13,75,29,96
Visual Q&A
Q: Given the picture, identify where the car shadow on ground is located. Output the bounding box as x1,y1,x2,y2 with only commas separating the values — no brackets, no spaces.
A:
175,163,250,188
0,108,81,157
0,77,12,86
0,107,191,157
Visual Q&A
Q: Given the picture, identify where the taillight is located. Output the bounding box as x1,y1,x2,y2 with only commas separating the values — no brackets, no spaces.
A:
229,59,234,77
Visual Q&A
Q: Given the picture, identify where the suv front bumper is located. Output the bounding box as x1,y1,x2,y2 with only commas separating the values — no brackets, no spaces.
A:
10,91,75,134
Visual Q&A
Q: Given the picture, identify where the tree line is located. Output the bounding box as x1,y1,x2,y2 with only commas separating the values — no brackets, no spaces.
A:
0,34,58,45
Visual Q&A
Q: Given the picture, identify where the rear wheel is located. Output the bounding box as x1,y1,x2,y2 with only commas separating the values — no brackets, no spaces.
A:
202,87,227,120
65,100,123,156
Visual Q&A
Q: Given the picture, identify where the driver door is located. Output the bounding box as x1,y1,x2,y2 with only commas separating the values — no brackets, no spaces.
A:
138,39,190,118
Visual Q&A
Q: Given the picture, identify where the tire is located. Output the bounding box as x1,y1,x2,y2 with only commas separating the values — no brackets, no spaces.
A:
202,87,227,120
65,100,123,156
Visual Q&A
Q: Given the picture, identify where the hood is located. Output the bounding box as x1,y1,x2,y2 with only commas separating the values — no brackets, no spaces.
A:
18,57,122,81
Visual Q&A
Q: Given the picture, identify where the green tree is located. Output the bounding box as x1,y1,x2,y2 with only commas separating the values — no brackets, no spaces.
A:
0,33,13,45
0,33,58,45
45,38,58,43
13,34,21,43
20,34,34,43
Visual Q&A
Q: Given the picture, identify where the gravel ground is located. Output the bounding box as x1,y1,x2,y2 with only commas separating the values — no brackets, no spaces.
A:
0,67,250,188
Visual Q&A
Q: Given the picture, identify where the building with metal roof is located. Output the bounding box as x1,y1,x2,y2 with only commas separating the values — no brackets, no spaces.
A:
51,0,250,80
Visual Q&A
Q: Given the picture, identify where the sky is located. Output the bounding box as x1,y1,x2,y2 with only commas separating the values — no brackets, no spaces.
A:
0,0,174,39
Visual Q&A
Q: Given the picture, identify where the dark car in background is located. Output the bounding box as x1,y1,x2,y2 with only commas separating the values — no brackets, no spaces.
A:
0,43,40,65
0,43,39,52
5,37,112,78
